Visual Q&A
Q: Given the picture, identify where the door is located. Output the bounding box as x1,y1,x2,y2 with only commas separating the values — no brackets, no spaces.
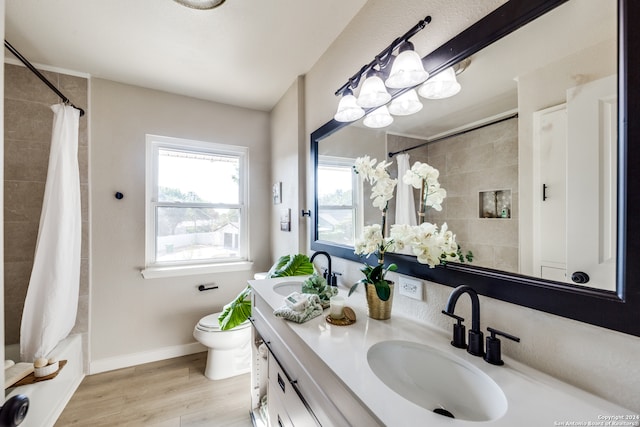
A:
533,104,568,282
532,75,617,289
566,74,617,290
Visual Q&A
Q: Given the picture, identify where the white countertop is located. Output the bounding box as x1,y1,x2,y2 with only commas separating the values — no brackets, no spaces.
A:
250,277,637,426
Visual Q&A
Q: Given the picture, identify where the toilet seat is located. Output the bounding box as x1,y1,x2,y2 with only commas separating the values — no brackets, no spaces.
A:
196,312,251,332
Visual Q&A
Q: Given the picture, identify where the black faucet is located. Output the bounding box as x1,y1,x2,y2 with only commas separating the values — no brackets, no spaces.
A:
310,251,334,286
442,285,484,357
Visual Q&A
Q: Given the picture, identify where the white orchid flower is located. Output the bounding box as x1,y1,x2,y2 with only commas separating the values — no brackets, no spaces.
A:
425,185,447,211
353,156,377,182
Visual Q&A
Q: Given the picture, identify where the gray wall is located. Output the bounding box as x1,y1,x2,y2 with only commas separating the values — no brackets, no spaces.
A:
270,77,306,259
89,78,271,372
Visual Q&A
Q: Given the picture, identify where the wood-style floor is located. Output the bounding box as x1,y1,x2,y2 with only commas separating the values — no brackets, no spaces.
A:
55,352,253,427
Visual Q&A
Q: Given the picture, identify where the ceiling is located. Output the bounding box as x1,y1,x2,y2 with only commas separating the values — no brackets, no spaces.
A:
4,0,368,111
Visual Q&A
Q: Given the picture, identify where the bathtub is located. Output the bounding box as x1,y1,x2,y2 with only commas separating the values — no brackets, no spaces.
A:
5,334,84,427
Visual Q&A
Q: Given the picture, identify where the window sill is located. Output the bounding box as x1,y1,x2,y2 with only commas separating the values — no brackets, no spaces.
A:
141,261,253,279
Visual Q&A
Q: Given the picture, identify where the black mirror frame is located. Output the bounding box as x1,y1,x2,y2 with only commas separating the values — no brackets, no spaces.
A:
311,0,640,337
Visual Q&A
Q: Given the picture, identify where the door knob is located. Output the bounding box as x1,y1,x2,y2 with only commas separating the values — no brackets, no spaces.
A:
0,394,29,426
571,271,590,284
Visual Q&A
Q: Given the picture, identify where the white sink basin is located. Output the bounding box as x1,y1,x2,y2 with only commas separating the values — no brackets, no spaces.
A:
272,281,303,296
367,340,507,422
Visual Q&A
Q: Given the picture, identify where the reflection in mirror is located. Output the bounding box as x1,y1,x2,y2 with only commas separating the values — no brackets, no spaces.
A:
315,0,617,291
316,156,357,245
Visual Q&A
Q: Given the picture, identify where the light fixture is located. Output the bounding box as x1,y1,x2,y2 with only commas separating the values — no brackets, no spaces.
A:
333,15,432,123
334,88,365,122
388,89,423,116
357,70,392,109
385,42,429,89
363,106,394,128
418,66,461,99
173,0,225,10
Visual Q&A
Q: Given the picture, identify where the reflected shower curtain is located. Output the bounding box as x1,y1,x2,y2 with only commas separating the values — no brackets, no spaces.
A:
395,153,417,226
20,104,81,362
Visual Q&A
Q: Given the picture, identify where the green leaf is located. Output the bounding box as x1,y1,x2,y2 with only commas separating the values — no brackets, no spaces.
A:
302,274,337,303
218,286,252,330
368,264,384,282
465,251,474,262
348,282,361,297
266,254,315,278
374,281,391,301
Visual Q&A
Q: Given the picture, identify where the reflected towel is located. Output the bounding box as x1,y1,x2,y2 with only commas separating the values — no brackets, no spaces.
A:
274,294,324,323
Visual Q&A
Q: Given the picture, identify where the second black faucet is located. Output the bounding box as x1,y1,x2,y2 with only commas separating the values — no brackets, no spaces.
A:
310,251,338,287
442,285,484,357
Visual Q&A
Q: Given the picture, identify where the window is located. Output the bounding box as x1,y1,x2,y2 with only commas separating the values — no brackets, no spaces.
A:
317,156,360,246
144,135,249,275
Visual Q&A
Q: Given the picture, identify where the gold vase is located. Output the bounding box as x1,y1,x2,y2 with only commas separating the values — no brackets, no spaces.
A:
366,282,394,320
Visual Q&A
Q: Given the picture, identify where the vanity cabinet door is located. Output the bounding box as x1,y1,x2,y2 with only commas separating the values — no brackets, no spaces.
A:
268,381,293,427
268,351,320,426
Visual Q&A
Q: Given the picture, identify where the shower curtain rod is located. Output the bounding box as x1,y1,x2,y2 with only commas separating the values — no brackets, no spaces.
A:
4,40,86,117
388,112,518,158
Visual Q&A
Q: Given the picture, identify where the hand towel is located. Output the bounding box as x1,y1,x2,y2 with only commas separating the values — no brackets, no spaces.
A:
274,294,324,323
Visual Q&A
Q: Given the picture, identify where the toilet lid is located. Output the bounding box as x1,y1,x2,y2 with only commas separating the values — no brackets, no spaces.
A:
197,312,250,332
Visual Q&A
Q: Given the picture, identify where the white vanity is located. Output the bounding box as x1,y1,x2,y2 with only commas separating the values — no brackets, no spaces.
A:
248,277,637,426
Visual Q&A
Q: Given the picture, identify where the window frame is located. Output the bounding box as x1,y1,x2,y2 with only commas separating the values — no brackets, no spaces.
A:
316,155,361,246
143,134,250,277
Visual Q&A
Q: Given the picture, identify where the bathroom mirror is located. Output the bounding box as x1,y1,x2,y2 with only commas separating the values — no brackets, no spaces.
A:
317,0,616,290
311,0,640,337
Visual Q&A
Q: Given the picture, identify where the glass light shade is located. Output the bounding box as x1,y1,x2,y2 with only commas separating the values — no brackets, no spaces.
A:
334,93,365,122
173,0,225,9
418,67,462,99
385,50,429,89
357,75,392,109
388,89,423,116
363,106,394,128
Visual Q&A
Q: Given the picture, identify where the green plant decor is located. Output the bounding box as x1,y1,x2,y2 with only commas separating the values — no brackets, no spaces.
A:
349,262,398,301
302,273,338,306
218,285,252,331
266,254,315,278
218,254,316,330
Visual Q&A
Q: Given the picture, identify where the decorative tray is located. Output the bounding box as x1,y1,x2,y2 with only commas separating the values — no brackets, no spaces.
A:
325,307,356,326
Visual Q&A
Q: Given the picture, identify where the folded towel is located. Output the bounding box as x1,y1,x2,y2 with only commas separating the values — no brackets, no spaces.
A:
274,294,324,323
5,363,34,388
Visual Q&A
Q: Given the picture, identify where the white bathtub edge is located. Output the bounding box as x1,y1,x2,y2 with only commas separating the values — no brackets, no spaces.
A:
41,371,85,427
6,334,84,427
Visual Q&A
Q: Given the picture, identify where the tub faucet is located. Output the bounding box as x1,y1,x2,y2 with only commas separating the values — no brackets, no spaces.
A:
442,285,484,357
310,251,333,286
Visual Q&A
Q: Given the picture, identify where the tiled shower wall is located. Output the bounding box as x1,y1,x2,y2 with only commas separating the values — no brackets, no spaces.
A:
3,63,89,351
387,117,519,273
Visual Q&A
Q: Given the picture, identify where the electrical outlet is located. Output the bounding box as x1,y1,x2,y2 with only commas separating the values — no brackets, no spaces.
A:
398,277,423,300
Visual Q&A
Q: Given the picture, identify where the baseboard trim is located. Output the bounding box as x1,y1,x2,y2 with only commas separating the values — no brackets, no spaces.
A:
89,342,206,374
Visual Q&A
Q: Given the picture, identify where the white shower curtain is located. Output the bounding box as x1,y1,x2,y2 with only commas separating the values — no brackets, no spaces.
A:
394,153,417,226
20,104,81,362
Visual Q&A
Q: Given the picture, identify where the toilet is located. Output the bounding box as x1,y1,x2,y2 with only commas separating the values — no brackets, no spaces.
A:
193,311,252,380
